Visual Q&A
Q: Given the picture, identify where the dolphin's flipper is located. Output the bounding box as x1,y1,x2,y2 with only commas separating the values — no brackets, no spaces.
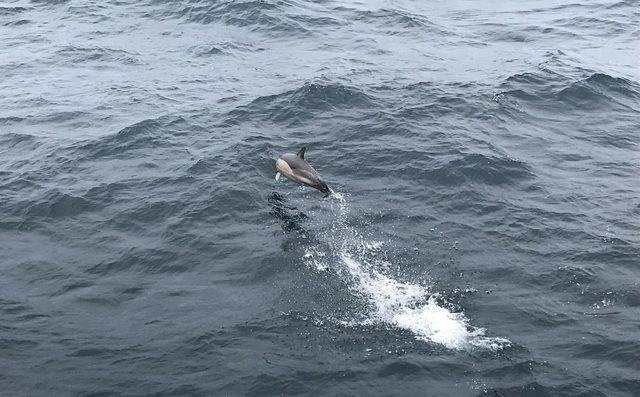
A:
275,172,281,181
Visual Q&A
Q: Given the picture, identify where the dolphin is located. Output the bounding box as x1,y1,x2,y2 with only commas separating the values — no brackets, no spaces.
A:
275,147,333,197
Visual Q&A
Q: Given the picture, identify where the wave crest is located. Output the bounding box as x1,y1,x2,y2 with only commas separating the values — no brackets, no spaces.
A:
225,81,374,125
496,68,640,116
157,0,315,36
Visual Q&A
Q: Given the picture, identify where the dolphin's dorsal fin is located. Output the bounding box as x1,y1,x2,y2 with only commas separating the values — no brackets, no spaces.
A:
297,147,306,159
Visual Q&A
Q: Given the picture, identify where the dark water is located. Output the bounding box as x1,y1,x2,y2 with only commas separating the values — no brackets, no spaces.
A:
1,0,639,395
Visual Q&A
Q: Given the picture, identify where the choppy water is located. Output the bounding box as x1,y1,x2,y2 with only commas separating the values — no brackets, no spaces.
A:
1,0,639,395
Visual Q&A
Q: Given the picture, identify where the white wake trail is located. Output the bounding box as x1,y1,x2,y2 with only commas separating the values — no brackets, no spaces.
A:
306,192,509,350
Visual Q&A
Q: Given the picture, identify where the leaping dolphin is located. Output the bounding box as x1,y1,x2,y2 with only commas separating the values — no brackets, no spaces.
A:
275,147,333,197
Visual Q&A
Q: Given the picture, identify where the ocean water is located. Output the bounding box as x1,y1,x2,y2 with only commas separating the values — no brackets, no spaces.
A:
1,0,639,395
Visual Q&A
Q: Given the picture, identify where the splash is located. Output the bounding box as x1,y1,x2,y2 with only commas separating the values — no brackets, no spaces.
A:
328,190,345,202
303,249,328,272
339,252,508,350
309,192,509,350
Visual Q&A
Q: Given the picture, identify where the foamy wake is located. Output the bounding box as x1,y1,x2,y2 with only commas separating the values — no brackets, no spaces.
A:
304,191,509,351
341,253,508,350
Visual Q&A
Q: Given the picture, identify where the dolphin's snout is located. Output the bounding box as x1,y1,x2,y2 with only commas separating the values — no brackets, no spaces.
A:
317,181,332,197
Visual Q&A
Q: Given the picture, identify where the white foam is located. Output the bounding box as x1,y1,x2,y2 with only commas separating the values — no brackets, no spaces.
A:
305,194,509,351
329,190,345,202
340,253,507,350
303,249,328,272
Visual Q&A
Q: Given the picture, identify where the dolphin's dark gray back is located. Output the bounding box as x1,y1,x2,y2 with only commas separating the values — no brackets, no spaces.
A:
280,153,317,174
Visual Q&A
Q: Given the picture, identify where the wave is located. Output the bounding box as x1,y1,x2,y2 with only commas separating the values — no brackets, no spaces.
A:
224,81,374,125
29,0,69,5
496,69,640,114
190,40,267,57
0,6,30,15
53,45,143,66
552,16,629,35
3,19,30,26
604,0,636,10
442,153,535,186
0,111,99,130
38,110,91,124
335,7,449,36
484,25,582,43
191,44,226,57
386,152,534,187
0,116,25,124
21,190,95,218
155,0,315,36
74,117,180,159
0,132,37,148
557,73,640,110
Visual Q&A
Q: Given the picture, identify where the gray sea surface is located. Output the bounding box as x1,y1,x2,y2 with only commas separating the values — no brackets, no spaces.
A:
1,0,639,395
